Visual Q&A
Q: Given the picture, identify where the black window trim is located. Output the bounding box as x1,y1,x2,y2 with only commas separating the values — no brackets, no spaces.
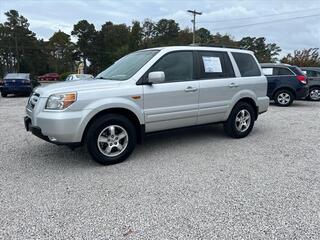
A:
136,50,197,85
195,50,236,80
232,52,262,77
262,66,296,77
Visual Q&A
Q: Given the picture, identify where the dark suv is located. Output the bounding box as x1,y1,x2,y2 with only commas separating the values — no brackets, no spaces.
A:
300,67,320,101
260,63,308,106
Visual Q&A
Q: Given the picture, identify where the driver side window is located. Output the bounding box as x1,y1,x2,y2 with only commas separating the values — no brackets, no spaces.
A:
149,51,193,82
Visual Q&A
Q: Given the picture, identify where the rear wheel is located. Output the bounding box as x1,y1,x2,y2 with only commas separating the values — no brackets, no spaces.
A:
224,102,255,138
308,87,320,101
1,92,7,97
86,114,136,165
274,89,294,106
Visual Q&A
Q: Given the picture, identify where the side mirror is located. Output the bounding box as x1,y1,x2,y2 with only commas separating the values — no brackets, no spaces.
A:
148,71,165,84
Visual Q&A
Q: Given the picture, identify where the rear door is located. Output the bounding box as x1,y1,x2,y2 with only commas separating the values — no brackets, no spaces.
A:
143,51,199,132
196,50,237,124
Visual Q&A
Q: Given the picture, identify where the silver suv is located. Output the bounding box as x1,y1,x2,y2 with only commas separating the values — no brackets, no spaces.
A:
24,46,269,165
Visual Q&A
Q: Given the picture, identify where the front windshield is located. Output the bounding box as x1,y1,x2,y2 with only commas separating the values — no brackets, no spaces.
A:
96,50,159,81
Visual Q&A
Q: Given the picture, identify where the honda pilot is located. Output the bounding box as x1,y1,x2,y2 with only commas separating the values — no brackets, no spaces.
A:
25,46,269,165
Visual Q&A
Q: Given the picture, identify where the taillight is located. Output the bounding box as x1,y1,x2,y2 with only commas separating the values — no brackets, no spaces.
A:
296,75,307,84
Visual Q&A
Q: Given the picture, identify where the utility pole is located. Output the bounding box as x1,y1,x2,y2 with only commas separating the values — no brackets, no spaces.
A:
187,10,202,44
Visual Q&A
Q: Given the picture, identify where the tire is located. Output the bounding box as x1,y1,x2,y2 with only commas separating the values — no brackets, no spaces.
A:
86,114,137,165
308,87,320,101
1,92,7,97
274,89,294,106
224,102,255,138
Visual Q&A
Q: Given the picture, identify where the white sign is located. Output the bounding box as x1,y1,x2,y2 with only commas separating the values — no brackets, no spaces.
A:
262,68,273,76
202,56,222,73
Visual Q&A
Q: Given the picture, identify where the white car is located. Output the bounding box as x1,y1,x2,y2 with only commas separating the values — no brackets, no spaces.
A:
25,46,269,165
65,74,94,81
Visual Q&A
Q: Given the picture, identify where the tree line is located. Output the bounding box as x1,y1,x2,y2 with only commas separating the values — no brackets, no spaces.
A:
0,10,319,78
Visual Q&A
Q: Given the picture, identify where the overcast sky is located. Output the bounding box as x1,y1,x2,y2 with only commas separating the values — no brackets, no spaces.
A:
1,0,320,57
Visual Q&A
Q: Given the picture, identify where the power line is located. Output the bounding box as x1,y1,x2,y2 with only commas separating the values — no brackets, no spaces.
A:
203,13,320,31
187,10,202,44
198,7,320,23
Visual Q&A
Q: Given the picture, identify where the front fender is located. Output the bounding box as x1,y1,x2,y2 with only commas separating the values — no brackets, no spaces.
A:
74,97,144,142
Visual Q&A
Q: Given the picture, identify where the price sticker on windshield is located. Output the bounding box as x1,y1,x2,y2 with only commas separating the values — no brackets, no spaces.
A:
202,56,222,73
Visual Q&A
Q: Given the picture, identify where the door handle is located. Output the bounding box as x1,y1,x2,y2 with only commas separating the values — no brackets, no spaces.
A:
229,82,238,88
184,86,198,92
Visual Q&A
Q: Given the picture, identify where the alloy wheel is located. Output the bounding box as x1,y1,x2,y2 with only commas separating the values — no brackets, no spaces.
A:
235,109,251,132
277,92,291,105
97,125,128,157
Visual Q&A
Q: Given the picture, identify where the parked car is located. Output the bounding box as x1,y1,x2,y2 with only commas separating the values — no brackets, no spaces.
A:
38,73,59,81
300,67,320,101
24,46,269,165
0,73,32,97
260,63,308,106
65,74,94,81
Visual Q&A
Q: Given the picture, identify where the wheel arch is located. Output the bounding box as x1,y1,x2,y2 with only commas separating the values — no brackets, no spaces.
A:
81,108,144,144
234,97,258,120
272,87,296,99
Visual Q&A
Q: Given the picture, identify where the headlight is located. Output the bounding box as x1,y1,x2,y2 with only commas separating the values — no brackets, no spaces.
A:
45,92,77,110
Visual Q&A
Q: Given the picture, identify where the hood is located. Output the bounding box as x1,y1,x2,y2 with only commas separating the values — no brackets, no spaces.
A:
35,79,122,97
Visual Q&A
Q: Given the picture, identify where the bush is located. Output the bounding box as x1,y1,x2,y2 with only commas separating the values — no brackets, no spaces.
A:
59,72,73,81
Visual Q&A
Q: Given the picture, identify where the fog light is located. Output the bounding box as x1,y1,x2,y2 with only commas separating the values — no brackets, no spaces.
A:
48,136,57,142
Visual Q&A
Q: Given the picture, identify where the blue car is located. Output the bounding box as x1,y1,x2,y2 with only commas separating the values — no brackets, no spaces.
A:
260,63,309,106
0,73,33,97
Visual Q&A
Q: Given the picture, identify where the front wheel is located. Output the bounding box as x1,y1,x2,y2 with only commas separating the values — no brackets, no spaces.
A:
308,87,320,101
1,92,7,97
224,102,255,138
86,114,137,165
274,90,294,106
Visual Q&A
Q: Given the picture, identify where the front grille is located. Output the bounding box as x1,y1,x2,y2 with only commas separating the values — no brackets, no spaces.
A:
27,93,40,110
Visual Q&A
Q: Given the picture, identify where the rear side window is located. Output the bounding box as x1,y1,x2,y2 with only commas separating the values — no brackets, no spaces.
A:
198,51,235,79
307,70,320,77
276,67,294,76
232,52,261,77
150,51,193,82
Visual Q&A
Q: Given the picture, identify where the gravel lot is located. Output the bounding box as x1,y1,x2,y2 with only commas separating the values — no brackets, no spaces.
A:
0,96,319,239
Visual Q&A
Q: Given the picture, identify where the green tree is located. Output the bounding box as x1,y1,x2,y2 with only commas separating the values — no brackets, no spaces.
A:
210,33,239,48
239,37,281,62
154,19,180,46
48,30,76,73
196,27,211,43
281,48,320,67
129,21,143,51
71,20,96,73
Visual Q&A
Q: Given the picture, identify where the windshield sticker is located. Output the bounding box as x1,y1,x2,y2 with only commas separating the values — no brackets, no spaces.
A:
202,56,222,73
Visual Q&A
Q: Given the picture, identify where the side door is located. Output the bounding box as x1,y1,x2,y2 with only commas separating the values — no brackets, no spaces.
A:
196,50,237,124
143,51,199,133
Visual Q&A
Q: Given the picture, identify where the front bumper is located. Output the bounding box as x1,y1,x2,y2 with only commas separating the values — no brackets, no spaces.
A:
24,116,81,147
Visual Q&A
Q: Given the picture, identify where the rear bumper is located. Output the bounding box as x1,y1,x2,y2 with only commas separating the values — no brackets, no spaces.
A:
1,86,32,94
257,96,269,114
296,85,309,99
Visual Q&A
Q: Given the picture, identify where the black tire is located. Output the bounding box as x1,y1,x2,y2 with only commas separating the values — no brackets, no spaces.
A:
274,89,294,106
307,87,320,101
224,102,255,138
1,92,7,97
86,114,137,165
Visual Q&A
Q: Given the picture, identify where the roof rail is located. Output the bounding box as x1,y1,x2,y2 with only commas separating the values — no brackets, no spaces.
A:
188,43,245,50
